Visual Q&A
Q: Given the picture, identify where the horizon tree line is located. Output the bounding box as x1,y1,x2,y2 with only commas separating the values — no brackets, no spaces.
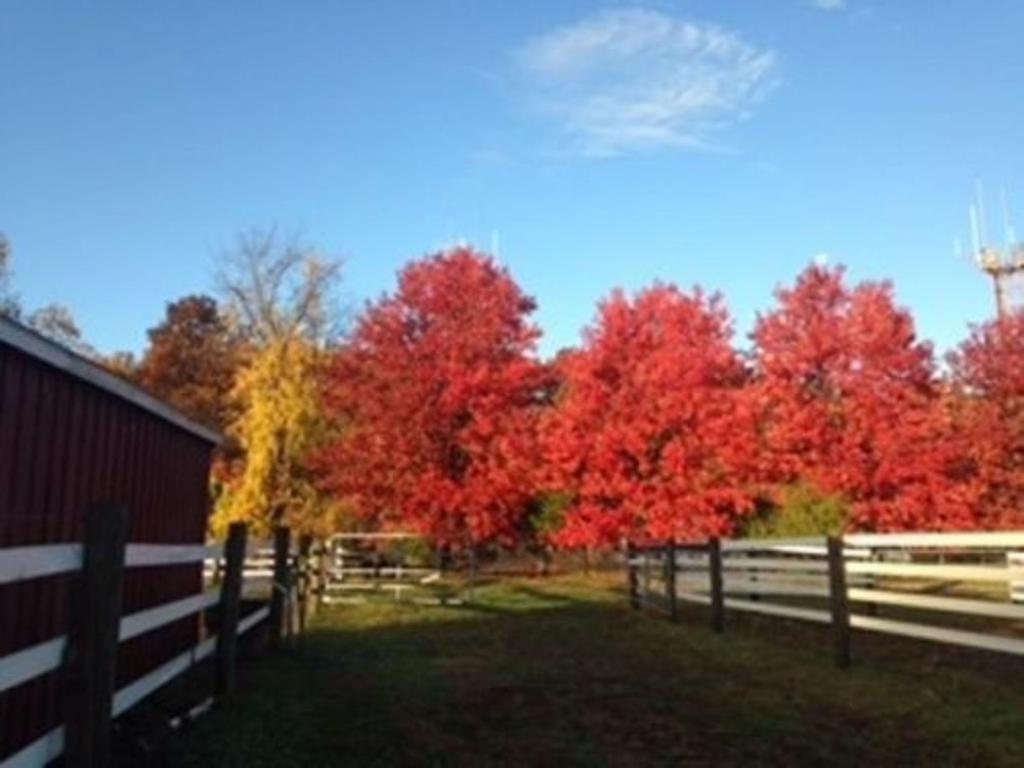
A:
3,231,1023,548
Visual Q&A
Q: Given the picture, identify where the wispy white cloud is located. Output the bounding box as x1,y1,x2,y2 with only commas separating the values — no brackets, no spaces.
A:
811,0,846,11
514,9,779,157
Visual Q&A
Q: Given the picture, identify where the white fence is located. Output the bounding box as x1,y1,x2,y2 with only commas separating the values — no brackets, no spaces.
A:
629,531,1024,662
320,533,460,605
204,545,292,595
0,534,279,768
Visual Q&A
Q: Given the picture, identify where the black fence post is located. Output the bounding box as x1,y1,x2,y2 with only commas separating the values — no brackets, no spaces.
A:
666,540,678,622
862,548,879,616
269,525,291,650
627,542,640,610
827,535,852,668
641,546,651,603
216,522,247,697
65,503,128,768
318,538,331,608
709,537,725,634
467,545,478,604
298,534,313,633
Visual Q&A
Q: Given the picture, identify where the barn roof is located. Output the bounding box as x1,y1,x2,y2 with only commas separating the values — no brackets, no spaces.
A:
0,314,221,445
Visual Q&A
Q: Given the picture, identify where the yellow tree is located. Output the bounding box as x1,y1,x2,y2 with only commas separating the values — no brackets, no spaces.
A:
212,338,340,537
211,228,344,538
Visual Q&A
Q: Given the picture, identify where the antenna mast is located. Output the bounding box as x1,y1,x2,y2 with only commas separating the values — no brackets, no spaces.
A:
969,183,1024,319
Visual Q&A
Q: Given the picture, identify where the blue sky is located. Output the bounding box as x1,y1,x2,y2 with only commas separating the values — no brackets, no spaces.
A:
2,0,1022,358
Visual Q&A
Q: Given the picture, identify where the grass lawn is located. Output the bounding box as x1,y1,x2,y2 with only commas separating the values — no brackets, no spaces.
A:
140,574,1024,767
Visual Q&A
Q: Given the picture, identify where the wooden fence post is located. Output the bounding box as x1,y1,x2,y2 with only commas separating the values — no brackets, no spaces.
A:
827,535,852,669
290,553,301,636
626,542,640,610
269,525,291,650
298,534,313,633
65,503,128,768
215,522,247,697
709,537,725,634
862,550,879,616
317,539,329,608
666,541,678,622
641,548,651,604
468,545,478,604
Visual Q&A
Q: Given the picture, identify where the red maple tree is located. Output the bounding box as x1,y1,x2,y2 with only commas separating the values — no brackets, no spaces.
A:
544,284,758,548
948,312,1024,528
316,248,550,548
751,265,973,531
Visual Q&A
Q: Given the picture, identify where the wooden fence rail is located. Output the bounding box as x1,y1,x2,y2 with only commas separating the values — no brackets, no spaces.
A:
0,512,310,768
627,530,1024,667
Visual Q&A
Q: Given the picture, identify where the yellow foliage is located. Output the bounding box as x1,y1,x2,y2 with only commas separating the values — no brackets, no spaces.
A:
210,338,342,539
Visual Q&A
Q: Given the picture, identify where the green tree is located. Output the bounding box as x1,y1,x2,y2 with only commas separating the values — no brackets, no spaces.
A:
741,483,849,539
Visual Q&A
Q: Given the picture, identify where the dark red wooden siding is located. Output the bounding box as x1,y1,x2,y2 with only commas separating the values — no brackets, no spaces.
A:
0,338,215,760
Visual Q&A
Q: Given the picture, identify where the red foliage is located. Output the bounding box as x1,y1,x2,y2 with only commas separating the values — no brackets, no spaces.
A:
948,313,1024,528
751,265,973,531
314,254,1020,545
316,248,549,548
544,285,758,548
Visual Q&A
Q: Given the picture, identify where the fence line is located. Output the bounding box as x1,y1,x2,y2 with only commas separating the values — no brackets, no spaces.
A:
628,530,1024,666
3,616,271,768
0,543,222,586
318,532,465,605
0,514,310,768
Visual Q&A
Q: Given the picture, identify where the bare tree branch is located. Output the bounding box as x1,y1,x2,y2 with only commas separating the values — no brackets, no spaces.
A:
28,303,96,356
216,227,343,346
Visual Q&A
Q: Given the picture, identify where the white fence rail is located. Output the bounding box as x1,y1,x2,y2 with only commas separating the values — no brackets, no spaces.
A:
203,546,296,596
0,527,289,768
319,533,460,605
629,530,1024,666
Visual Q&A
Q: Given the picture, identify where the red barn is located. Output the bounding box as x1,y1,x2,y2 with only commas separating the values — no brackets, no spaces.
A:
0,316,220,761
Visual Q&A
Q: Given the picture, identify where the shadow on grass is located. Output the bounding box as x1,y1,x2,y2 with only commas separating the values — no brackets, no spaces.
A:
132,577,1024,768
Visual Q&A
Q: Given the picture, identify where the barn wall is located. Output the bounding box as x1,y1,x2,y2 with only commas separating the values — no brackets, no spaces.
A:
0,337,215,759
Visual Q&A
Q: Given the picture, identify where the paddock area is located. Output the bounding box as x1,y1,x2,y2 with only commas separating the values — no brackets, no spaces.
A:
129,574,1024,767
